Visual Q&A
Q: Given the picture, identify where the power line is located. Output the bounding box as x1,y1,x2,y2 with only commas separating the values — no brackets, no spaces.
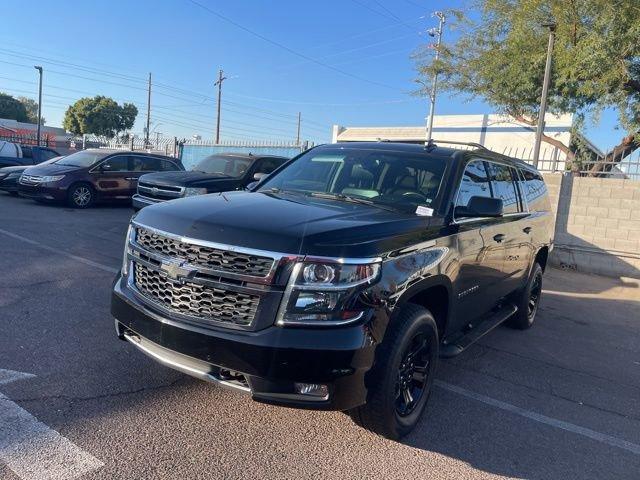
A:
185,0,400,90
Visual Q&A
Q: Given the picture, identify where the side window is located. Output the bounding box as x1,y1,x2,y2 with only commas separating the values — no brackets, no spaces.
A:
102,156,129,171
256,158,283,174
486,162,520,214
521,169,548,210
161,159,180,171
40,150,59,162
455,159,492,209
22,147,33,159
131,156,161,172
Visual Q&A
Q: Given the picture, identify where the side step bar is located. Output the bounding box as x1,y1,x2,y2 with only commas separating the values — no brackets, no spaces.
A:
440,303,518,358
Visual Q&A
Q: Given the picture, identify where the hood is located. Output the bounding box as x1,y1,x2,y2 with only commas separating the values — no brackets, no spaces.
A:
0,165,28,174
23,162,81,176
133,191,446,258
139,171,237,191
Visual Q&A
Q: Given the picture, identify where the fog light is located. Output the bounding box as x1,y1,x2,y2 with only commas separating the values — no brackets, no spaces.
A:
295,383,329,399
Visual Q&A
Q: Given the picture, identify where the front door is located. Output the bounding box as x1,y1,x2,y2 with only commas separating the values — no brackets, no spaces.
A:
91,155,131,200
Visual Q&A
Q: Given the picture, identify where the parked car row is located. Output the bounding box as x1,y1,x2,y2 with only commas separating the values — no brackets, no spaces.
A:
0,148,289,209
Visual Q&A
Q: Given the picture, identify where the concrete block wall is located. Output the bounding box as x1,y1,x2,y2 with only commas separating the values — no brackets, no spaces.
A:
543,173,640,278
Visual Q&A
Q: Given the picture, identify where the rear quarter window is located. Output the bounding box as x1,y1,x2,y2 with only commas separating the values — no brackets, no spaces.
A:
521,169,549,211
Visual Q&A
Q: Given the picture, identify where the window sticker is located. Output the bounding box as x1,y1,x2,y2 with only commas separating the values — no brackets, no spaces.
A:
415,206,434,216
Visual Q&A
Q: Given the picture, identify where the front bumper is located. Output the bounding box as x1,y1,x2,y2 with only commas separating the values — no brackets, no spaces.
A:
132,194,162,210
17,182,66,201
0,178,19,192
111,276,377,410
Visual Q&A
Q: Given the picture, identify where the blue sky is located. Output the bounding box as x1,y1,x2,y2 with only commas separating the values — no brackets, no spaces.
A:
0,0,622,151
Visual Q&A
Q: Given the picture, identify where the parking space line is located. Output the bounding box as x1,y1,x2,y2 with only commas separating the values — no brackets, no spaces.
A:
435,380,640,456
0,369,103,480
0,228,118,274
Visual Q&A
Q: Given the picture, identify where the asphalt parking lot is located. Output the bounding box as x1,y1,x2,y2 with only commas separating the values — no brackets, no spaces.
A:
1,194,639,480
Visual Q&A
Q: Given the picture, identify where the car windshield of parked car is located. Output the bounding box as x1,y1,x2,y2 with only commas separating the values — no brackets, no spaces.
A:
192,155,252,177
56,150,111,168
258,148,447,212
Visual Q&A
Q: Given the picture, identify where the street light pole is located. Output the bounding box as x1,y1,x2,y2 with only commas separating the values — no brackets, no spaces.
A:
425,11,445,143
34,66,43,145
214,69,227,144
532,23,556,168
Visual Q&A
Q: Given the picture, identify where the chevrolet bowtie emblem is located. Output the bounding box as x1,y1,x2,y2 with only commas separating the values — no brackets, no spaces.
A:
159,259,196,281
151,187,159,195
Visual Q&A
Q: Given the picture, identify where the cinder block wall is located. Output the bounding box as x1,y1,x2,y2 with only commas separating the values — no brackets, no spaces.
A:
543,173,640,278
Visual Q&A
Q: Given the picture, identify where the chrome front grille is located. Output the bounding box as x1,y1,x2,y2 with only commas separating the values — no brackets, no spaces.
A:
19,175,43,185
137,182,183,201
133,262,259,326
135,227,274,277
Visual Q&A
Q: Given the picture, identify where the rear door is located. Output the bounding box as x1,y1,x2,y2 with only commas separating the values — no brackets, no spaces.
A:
127,156,170,194
91,155,131,200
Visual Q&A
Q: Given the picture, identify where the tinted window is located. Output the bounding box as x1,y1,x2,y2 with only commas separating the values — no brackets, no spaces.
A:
131,156,161,172
486,162,520,214
57,150,111,167
39,150,59,162
192,155,252,177
21,146,33,158
255,157,285,174
161,159,180,171
102,156,129,171
456,160,492,210
260,148,447,211
521,169,548,210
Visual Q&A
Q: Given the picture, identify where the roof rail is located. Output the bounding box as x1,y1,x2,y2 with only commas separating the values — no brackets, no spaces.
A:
426,139,490,151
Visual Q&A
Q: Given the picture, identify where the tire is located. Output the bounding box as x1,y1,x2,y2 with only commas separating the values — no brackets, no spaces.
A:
507,262,543,330
348,303,439,440
67,183,94,208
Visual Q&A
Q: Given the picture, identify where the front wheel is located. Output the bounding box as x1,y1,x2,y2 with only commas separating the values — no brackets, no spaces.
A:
348,303,439,440
67,183,94,208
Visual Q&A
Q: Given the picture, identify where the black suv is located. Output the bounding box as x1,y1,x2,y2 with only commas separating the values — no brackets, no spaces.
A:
112,142,553,439
132,153,289,210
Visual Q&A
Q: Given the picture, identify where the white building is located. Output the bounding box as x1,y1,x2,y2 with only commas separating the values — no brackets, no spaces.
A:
331,113,600,172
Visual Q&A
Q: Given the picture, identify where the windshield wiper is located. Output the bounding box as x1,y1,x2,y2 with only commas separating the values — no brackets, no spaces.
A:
309,192,397,212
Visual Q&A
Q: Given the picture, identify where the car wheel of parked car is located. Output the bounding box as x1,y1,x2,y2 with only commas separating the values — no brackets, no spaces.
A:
68,183,94,208
347,303,438,440
508,262,543,330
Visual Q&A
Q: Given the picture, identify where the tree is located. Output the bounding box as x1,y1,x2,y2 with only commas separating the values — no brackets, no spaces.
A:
0,92,29,122
63,96,138,138
17,97,45,125
414,0,640,174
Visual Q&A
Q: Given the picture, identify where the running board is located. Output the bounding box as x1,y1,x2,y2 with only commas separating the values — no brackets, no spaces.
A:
440,303,518,358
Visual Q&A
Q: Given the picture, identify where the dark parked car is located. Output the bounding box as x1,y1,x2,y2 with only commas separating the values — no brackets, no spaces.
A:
0,145,60,168
0,156,63,195
18,149,183,208
132,153,289,210
112,141,553,439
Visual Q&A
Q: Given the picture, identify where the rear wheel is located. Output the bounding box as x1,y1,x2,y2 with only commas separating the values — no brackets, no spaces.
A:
348,303,438,440
508,262,543,329
67,183,94,208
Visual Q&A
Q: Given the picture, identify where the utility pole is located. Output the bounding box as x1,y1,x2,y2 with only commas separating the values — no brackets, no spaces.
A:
296,112,301,145
425,11,445,143
34,66,43,145
532,23,556,168
145,72,152,147
214,69,227,144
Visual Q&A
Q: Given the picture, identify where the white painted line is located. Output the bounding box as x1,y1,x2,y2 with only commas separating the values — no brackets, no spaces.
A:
0,228,118,274
435,380,640,456
0,369,103,480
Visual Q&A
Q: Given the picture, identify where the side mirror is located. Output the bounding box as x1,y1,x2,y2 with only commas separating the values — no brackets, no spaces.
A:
455,196,503,218
245,181,259,191
253,172,268,181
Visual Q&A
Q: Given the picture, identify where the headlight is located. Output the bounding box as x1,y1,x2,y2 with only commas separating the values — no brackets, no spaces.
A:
6,173,20,179
122,224,135,277
183,187,208,197
276,259,381,326
40,175,65,183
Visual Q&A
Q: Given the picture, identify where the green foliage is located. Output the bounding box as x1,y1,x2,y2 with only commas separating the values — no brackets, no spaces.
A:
63,96,138,138
0,92,29,122
17,97,45,125
415,0,640,134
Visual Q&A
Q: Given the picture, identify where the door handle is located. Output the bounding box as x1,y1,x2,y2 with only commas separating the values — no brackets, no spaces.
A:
523,227,532,234
125,177,138,181
493,234,506,243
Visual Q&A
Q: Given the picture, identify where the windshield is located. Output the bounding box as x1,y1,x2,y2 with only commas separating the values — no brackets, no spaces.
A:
56,150,111,168
258,148,447,212
192,155,252,177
